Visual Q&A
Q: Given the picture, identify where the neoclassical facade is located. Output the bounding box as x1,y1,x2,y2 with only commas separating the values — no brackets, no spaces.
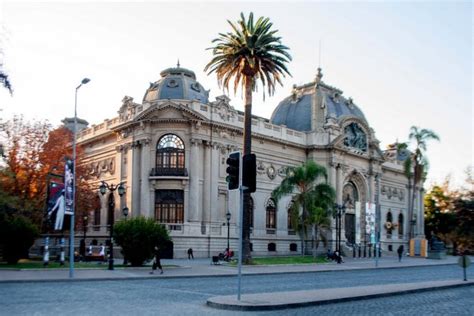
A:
77,65,425,258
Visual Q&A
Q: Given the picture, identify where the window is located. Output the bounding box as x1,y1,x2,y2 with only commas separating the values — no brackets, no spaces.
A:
386,211,393,238
156,134,185,172
290,243,298,252
93,199,101,231
287,200,296,235
268,243,276,251
398,213,404,237
266,198,277,230
248,196,254,229
155,190,184,224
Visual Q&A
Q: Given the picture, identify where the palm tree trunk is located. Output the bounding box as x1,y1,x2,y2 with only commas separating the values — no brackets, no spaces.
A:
301,206,306,256
312,224,316,258
242,77,253,264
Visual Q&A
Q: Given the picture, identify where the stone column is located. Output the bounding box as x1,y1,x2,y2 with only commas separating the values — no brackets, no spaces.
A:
336,164,343,204
210,143,219,224
132,142,141,217
140,139,151,217
189,139,201,222
202,141,211,227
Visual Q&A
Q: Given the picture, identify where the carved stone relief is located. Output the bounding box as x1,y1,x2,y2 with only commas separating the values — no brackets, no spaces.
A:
118,96,137,122
381,185,405,201
267,165,276,180
88,157,115,178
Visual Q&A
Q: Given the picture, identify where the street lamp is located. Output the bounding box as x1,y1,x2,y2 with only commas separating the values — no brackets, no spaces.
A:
99,181,125,270
226,211,231,253
70,77,90,278
123,206,129,219
333,203,346,253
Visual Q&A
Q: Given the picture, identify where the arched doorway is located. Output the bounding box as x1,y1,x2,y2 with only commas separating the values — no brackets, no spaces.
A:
343,182,359,245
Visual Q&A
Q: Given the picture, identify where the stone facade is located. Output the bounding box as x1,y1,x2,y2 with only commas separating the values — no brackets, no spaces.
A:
77,66,424,258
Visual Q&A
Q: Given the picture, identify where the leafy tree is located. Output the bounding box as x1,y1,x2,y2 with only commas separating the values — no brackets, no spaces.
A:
399,126,439,239
205,12,291,263
0,215,39,264
0,117,95,229
272,160,335,256
113,217,171,266
424,171,474,254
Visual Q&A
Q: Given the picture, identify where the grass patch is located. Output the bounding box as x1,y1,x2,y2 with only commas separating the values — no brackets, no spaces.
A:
0,259,135,269
230,256,329,266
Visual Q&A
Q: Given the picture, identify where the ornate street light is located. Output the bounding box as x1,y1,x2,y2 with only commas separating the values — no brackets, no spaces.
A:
99,181,126,270
333,203,346,254
122,206,129,218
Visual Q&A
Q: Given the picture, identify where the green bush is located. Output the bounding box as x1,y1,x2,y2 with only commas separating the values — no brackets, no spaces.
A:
113,216,171,266
0,215,39,264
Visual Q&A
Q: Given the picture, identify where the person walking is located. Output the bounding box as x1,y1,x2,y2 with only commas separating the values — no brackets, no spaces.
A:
187,248,194,260
397,245,404,262
150,246,163,274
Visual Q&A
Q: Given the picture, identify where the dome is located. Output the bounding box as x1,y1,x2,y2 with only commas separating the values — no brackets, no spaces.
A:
143,65,209,104
270,69,367,132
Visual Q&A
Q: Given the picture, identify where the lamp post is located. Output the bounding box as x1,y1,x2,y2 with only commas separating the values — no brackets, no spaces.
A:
226,211,231,252
334,203,346,253
83,214,88,241
123,206,129,219
99,181,125,270
70,77,90,278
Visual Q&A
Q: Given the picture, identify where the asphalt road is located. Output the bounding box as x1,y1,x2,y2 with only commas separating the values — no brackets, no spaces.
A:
0,265,472,315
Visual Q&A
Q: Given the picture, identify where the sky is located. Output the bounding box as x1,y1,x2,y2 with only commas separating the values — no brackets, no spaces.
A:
0,0,472,188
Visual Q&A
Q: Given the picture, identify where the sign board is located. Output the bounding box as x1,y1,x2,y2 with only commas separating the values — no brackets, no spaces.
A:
64,159,74,215
365,202,376,243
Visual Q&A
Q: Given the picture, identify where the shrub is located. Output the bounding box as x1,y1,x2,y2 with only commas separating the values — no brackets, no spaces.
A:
113,216,171,266
0,215,39,264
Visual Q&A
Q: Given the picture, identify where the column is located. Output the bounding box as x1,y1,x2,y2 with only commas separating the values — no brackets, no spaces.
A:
336,164,343,204
132,142,141,216
140,139,151,217
210,143,219,224
189,139,200,222
202,142,211,226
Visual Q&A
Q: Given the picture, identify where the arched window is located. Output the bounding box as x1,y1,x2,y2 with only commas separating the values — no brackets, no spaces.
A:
248,196,254,229
398,213,404,237
156,134,185,175
386,211,393,238
266,198,277,232
387,211,393,223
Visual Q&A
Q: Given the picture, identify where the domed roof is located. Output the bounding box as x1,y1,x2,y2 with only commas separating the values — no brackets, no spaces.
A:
143,64,209,104
270,69,367,132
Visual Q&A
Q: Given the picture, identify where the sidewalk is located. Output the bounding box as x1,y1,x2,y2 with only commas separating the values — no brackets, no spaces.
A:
0,254,466,283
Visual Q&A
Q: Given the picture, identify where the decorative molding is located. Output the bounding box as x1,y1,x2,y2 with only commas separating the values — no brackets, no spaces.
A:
381,185,405,201
87,157,116,178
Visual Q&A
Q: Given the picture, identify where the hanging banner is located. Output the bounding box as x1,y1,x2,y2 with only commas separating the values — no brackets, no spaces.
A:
46,181,65,231
64,158,74,215
355,201,361,244
365,202,376,243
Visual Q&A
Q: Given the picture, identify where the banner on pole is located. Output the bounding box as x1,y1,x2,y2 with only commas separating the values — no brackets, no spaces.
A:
46,180,65,231
64,158,74,215
365,202,376,242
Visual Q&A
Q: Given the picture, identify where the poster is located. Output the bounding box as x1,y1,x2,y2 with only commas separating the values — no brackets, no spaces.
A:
46,180,65,231
64,158,74,215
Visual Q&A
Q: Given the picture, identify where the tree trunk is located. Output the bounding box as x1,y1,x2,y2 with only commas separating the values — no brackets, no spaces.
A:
409,162,418,239
301,206,306,256
312,224,317,258
242,77,253,264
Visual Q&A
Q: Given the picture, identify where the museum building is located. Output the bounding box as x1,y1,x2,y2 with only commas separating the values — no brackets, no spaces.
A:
77,65,425,258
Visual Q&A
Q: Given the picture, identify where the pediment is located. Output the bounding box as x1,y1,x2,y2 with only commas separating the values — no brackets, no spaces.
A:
134,101,207,122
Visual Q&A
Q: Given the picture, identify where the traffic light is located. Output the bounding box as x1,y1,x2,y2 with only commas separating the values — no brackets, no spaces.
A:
242,154,256,193
226,152,241,190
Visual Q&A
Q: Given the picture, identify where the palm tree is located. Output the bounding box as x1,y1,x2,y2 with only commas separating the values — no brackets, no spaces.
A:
401,126,439,239
205,12,291,263
272,160,335,256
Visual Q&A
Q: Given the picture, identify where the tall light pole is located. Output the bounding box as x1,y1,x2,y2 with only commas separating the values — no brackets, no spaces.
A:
70,77,90,278
99,181,125,270
226,211,231,253
334,203,346,253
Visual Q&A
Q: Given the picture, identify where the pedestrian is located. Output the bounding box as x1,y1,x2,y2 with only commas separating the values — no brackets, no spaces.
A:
87,242,93,256
150,246,163,274
99,243,105,261
397,245,404,262
187,248,194,260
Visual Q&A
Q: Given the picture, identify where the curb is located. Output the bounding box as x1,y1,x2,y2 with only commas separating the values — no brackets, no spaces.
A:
206,281,474,311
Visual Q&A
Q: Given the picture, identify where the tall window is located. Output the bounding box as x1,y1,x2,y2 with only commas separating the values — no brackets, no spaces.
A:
93,195,101,231
266,198,277,230
287,200,295,229
156,134,185,170
155,190,184,224
386,211,393,238
398,213,404,237
248,196,254,229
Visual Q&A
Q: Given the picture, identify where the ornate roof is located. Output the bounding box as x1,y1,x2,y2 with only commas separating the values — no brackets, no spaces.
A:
270,68,367,132
143,64,209,104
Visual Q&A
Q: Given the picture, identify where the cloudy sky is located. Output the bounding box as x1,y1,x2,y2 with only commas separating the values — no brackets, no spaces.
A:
0,0,472,187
